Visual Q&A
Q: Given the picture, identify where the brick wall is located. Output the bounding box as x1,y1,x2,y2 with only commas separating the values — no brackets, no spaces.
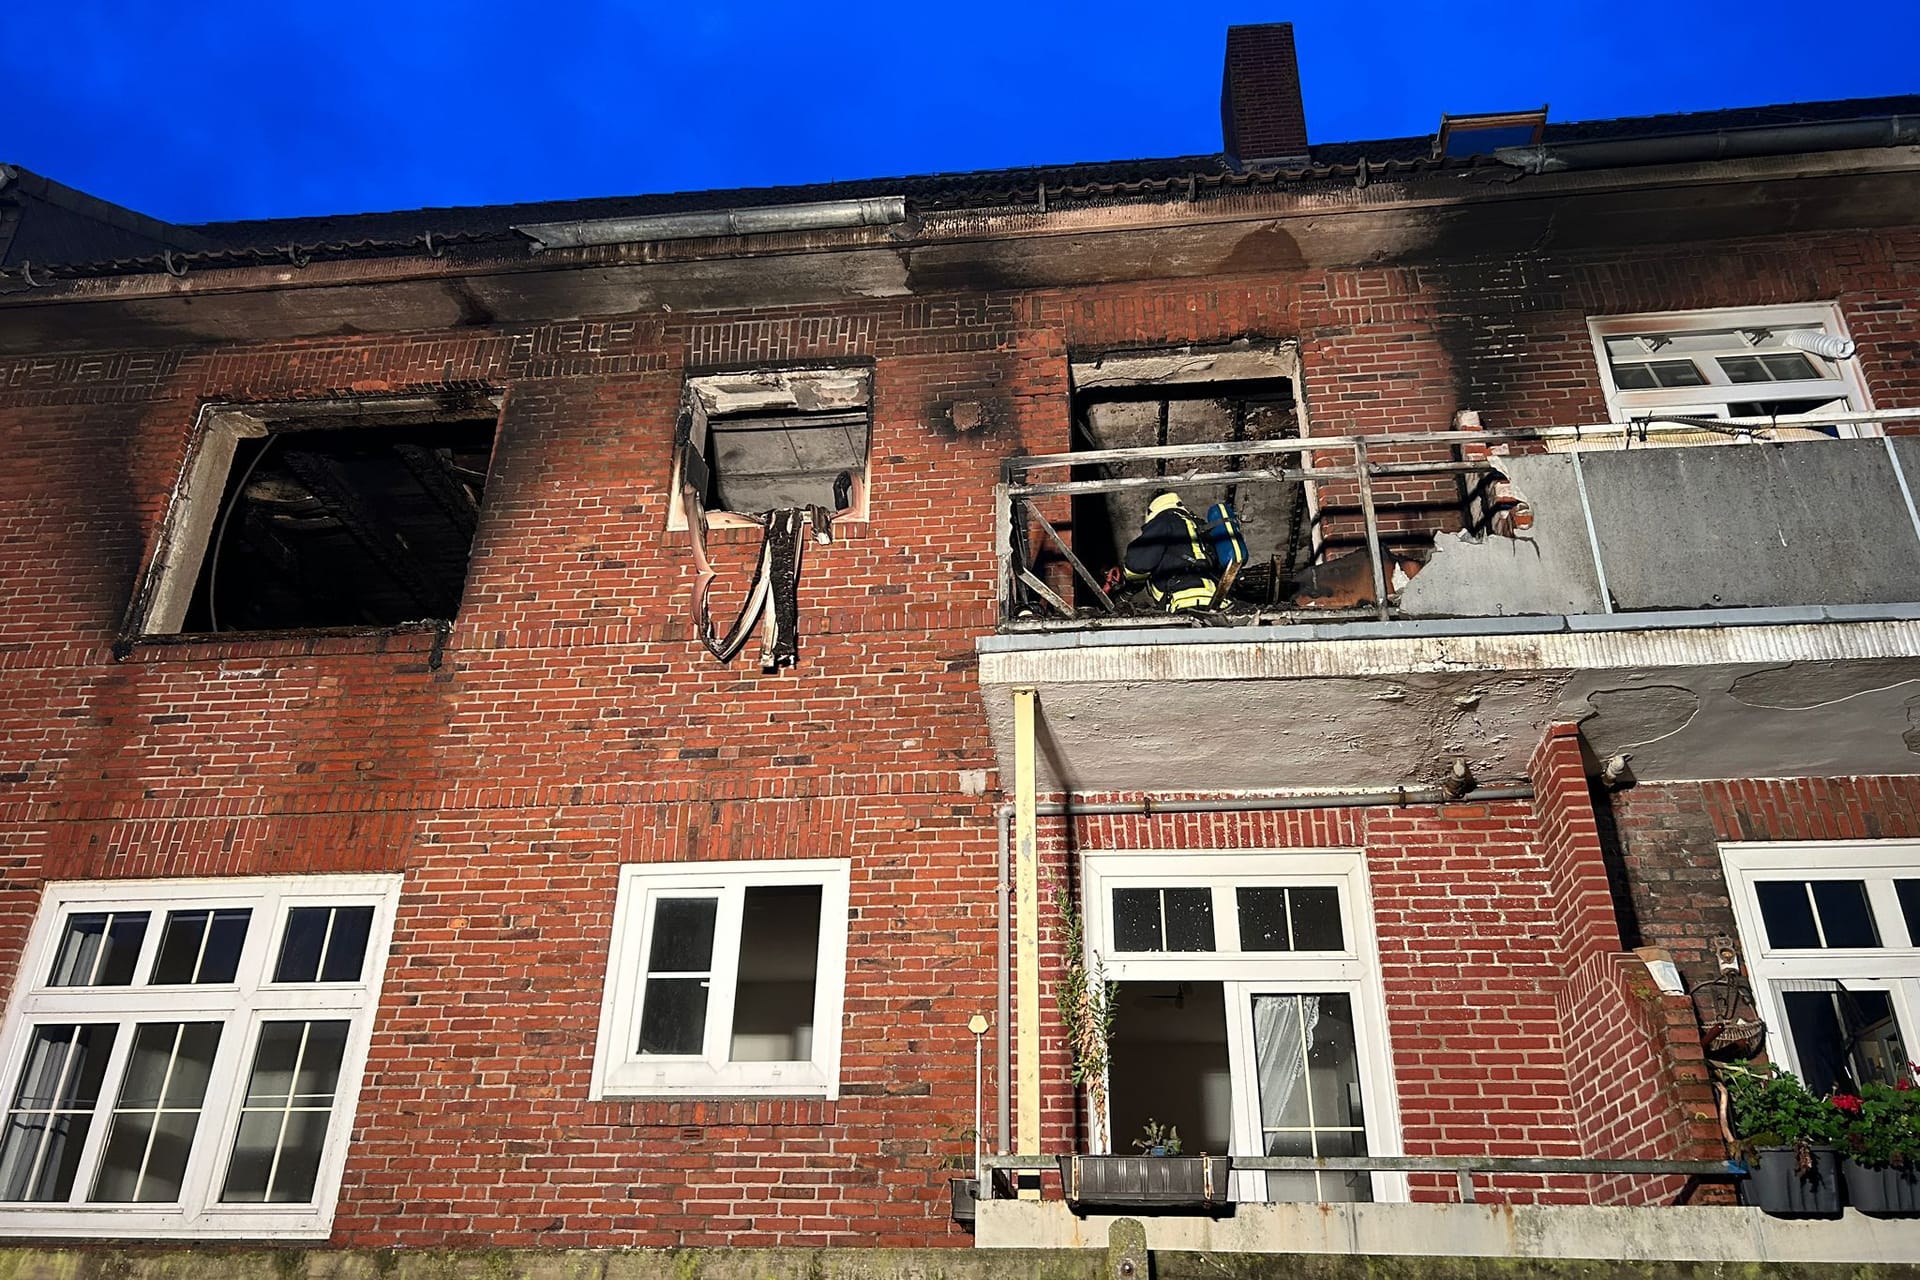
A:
1607,775,1920,983
1530,727,1720,1205
1,221,1915,1243
1034,755,1711,1206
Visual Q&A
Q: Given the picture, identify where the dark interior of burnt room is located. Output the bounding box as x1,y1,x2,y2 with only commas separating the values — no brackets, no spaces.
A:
182,417,496,633
1063,376,1312,611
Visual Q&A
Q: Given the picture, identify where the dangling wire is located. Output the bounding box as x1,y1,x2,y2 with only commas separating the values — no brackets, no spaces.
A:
206,435,278,632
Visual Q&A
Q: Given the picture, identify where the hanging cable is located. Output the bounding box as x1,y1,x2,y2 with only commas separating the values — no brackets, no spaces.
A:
206,434,278,632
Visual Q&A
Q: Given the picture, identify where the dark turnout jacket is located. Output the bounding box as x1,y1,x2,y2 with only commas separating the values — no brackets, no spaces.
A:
1123,502,1217,610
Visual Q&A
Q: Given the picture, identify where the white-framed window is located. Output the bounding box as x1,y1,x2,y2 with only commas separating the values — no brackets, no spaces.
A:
1722,842,1920,1094
0,875,402,1239
1584,303,1872,443
1082,851,1402,1204
591,859,850,1099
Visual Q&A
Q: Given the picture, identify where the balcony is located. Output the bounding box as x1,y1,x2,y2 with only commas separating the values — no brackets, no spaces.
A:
980,413,1920,793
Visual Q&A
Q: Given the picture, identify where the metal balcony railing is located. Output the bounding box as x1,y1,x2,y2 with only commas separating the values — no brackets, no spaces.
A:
980,1152,1744,1204
995,409,1920,632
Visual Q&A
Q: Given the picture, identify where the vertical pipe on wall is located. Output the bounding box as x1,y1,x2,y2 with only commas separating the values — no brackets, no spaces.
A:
1011,687,1042,1175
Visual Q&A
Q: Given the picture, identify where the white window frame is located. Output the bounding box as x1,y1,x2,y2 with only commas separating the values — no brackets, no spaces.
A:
1583,302,1874,442
591,859,850,1099
0,874,402,1240
1081,850,1404,1203
1721,841,1920,1085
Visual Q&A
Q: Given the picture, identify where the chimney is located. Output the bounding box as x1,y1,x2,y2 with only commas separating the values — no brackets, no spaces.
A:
1221,23,1310,165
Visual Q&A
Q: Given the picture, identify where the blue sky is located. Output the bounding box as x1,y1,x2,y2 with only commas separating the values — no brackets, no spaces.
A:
4,1,1914,225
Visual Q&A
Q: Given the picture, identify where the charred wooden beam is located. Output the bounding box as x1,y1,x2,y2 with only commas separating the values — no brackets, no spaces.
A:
394,443,480,540
277,449,454,616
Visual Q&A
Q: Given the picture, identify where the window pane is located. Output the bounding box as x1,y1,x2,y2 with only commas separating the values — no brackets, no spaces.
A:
1811,880,1880,948
151,909,252,984
1251,993,1370,1203
1113,889,1163,952
1611,364,1657,390
730,885,821,1063
638,980,709,1055
48,913,148,987
1756,881,1820,948
274,909,328,983
221,1020,348,1204
0,1024,116,1202
276,906,377,983
89,1022,221,1203
648,898,717,972
1238,888,1292,951
1163,890,1215,952
1897,880,1920,943
1851,990,1909,1087
320,907,375,982
1288,888,1345,952
1649,359,1708,387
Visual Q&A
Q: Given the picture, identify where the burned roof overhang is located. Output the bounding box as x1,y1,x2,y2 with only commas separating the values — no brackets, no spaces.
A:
0,146,1917,357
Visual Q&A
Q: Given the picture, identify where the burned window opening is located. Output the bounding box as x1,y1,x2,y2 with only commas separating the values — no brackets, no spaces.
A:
1064,371,1311,614
132,396,500,639
703,409,869,516
670,367,873,531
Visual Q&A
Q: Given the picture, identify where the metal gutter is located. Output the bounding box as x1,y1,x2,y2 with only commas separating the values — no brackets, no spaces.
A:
990,784,1537,1156
1497,116,1920,174
512,196,907,251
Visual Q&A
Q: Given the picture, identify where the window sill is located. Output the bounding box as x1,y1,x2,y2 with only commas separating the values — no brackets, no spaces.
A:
112,621,453,665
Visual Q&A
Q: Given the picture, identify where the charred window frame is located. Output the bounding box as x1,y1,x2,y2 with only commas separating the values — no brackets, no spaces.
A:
128,393,502,639
667,366,872,532
1062,343,1317,607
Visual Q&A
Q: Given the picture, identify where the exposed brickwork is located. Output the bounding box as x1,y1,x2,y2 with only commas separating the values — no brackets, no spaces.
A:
1530,726,1722,1205
1221,23,1310,161
1,215,1916,1245
1608,775,1920,982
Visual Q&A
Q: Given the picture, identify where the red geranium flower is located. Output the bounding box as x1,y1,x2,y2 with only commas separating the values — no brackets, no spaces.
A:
1832,1094,1864,1114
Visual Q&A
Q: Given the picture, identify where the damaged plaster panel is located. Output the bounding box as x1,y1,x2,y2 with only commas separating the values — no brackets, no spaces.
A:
1068,342,1300,391
1565,658,1920,780
980,670,1570,793
1399,456,1606,618
687,368,871,416
1401,442,1920,620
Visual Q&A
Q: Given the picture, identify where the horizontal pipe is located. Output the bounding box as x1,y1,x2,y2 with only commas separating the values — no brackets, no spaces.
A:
514,196,907,251
983,1154,1738,1175
1497,116,1920,175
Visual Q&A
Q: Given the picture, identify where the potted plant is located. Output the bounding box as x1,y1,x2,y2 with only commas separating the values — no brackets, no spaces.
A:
1837,1066,1920,1215
1057,1120,1233,1211
1051,874,1116,1152
1720,1062,1845,1216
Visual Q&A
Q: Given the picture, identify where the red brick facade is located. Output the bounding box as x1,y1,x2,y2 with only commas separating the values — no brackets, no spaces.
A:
1,212,1917,1244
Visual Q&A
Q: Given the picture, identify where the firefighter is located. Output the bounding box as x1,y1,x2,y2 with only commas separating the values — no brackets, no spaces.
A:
1121,490,1219,612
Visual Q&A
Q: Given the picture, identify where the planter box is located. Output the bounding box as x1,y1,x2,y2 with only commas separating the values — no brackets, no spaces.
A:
949,1177,979,1228
1842,1159,1920,1215
1057,1154,1232,1210
1742,1146,1842,1217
